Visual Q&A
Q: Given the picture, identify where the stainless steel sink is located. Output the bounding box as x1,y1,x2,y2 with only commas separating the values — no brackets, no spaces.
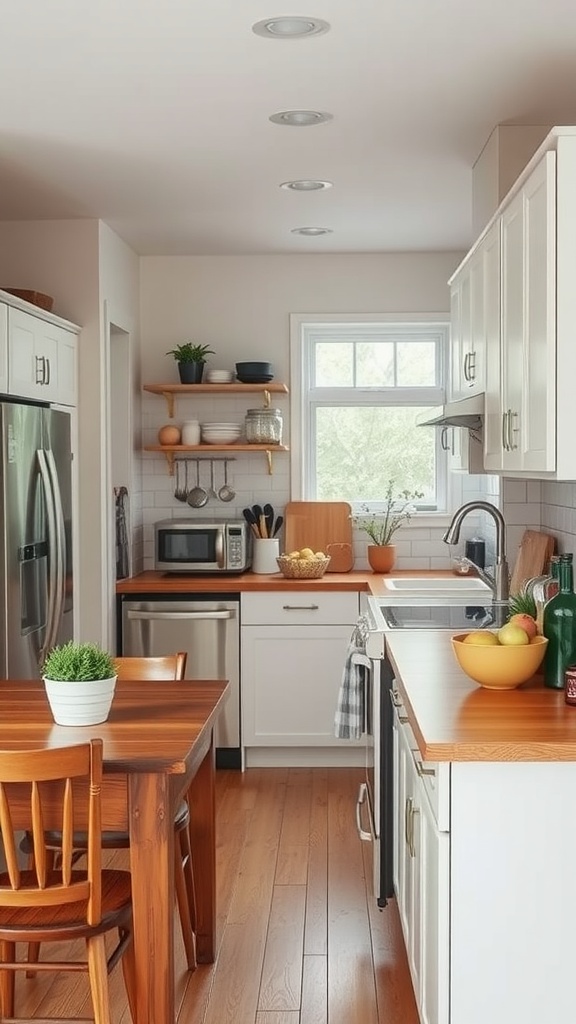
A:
380,604,496,629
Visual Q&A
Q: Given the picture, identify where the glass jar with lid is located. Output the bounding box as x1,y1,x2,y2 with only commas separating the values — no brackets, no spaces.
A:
245,408,283,445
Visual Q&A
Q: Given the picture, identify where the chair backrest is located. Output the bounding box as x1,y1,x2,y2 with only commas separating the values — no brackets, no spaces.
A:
115,652,187,681
0,739,103,926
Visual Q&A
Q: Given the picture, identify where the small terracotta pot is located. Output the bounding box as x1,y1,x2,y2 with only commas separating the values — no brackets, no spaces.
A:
367,544,396,574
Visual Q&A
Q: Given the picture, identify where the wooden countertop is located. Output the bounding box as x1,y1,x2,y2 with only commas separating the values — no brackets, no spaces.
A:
116,569,373,593
115,568,462,595
386,630,576,762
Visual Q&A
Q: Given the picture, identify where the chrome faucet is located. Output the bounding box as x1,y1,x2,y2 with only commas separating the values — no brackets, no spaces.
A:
443,500,509,603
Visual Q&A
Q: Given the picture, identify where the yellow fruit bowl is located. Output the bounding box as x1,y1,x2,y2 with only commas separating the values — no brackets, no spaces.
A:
451,633,548,689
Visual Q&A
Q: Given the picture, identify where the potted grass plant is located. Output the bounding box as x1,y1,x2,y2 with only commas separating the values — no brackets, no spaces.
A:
166,342,215,384
351,479,423,573
42,641,118,726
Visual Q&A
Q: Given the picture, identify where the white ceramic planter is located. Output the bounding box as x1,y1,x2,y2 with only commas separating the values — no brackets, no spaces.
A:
43,675,117,726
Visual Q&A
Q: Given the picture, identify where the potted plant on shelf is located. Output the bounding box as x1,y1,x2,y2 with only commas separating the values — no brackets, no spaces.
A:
351,479,424,573
166,342,215,384
42,641,118,726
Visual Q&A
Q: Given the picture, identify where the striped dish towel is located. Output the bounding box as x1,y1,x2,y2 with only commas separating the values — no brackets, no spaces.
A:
334,617,371,740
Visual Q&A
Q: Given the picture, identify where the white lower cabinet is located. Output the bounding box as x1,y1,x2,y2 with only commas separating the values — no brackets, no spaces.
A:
241,591,360,765
394,706,449,1024
394,698,576,1024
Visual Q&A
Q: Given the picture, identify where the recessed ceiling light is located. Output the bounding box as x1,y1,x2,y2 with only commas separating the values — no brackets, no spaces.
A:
280,179,333,191
269,110,333,127
252,17,330,39
291,227,333,236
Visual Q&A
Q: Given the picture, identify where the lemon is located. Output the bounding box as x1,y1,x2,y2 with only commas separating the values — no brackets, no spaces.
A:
462,630,499,646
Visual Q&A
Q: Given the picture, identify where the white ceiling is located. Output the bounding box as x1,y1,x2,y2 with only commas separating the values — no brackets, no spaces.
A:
2,0,576,256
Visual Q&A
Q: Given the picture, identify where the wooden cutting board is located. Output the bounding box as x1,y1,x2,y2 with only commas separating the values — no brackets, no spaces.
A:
284,502,354,572
510,529,556,595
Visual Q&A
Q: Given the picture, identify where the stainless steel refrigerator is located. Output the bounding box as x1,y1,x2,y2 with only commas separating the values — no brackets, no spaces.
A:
0,400,73,678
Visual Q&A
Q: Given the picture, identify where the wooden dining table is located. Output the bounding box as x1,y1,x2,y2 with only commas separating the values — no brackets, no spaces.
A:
0,676,229,1024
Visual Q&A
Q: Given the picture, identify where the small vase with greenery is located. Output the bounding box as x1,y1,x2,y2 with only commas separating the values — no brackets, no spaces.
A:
42,641,118,726
351,479,424,573
166,342,215,384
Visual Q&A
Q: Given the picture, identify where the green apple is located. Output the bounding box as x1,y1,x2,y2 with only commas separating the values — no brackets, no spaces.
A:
497,623,530,646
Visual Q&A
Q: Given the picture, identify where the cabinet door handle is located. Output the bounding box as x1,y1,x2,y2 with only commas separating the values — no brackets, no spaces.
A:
508,410,518,451
44,357,51,385
35,355,45,385
501,411,508,451
391,687,403,707
409,805,420,858
440,426,449,451
282,604,319,611
463,352,470,381
404,796,412,849
467,351,476,381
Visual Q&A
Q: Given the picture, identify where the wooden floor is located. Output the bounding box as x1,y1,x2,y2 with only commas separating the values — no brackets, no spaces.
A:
9,767,419,1023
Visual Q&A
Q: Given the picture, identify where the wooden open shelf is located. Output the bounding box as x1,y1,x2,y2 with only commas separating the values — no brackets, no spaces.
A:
143,382,289,417
143,444,289,475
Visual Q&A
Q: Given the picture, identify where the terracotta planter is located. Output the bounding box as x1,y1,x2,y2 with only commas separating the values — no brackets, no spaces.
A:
367,544,396,574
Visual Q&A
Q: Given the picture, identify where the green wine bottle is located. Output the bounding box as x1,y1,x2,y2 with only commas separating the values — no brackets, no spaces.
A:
543,554,576,689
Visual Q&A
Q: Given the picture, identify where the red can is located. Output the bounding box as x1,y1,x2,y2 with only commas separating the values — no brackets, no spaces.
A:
564,665,576,705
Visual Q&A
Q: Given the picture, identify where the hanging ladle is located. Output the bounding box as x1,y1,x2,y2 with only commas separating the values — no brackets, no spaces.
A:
187,459,209,508
218,460,235,502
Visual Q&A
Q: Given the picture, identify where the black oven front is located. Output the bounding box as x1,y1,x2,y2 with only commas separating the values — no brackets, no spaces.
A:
356,632,395,908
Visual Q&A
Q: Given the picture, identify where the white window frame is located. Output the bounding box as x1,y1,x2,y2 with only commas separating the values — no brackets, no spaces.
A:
290,312,458,514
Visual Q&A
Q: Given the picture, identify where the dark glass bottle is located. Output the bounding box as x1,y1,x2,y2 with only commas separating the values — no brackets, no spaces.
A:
543,554,576,689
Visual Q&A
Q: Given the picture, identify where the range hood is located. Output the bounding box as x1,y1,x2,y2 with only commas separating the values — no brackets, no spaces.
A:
416,392,485,430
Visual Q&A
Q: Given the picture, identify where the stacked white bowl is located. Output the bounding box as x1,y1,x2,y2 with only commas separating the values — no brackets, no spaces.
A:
200,422,242,445
205,369,235,384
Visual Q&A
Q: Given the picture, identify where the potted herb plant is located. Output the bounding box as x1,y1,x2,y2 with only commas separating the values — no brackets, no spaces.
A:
42,641,118,726
351,479,423,573
166,342,215,384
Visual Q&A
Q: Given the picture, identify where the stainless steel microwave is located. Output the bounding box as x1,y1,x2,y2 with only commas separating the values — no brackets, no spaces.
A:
154,519,251,574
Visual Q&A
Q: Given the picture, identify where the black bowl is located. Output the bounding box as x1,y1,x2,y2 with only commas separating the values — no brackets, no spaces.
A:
235,361,273,376
237,374,274,384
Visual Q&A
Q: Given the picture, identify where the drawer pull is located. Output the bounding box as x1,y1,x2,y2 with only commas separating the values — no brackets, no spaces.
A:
282,604,319,611
398,715,409,724
415,758,436,777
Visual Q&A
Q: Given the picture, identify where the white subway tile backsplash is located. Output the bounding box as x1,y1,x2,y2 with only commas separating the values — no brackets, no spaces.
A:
502,479,527,503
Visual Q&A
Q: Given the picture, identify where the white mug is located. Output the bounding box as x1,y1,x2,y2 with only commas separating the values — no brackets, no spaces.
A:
252,538,280,575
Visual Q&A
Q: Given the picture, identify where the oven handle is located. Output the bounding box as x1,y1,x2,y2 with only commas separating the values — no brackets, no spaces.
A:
355,782,374,842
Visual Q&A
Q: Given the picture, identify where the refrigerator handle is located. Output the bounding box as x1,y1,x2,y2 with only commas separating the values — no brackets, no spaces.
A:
37,449,66,661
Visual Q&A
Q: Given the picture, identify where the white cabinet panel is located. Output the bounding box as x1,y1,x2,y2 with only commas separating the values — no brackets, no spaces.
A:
7,307,77,406
242,622,356,746
0,304,7,394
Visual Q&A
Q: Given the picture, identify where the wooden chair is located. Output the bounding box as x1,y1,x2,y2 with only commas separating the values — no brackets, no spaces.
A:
26,652,197,974
0,738,136,1023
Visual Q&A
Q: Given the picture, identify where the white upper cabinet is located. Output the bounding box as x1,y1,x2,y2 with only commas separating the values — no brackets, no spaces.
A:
7,306,77,407
451,128,576,478
484,152,556,473
449,247,485,400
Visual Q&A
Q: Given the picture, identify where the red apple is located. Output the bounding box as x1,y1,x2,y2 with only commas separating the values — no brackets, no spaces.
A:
509,613,538,639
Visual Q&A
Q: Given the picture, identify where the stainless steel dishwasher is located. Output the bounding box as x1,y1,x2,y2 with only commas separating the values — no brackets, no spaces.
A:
120,595,240,768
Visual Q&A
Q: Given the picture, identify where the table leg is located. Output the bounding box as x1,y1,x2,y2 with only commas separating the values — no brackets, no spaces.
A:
128,771,175,1024
189,741,216,962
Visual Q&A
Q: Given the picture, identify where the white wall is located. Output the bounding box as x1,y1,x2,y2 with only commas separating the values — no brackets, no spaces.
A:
0,219,140,645
139,252,469,567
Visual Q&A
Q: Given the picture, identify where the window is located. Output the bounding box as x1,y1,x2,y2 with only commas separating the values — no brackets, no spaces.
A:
290,314,449,510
